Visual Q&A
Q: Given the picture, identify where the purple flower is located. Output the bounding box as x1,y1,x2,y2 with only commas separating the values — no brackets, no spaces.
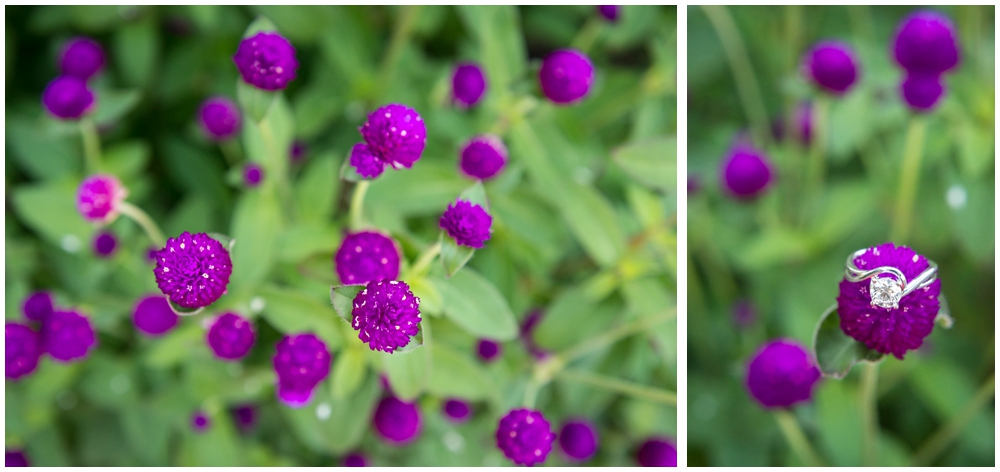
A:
22,291,54,322
233,32,299,90
539,49,595,104
636,437,677,467
273,333,331,407
452,62,487,108
359,104,427,170
442,398,472,423
476,339,502,362
146,246,158,263
802,41,859,94
5,450,29,467
60,37,105,80
243,162,265,187
374,396,422,444
597,6,620,22
76,174,128,223
40,309,97,362
42,76,95,119
152,232,233,309
496,408,555,466
93,230,118,258
349,143,385,178
231,404,258,432
334,231,401,285
343,452,368,467
191,410,211,432
900,73,945,112
132,295,179,337
893,11,959,75
520,309,550,359
793,101,814,144
559,419,599,462
351,280,421,353
837,243,941,359
720,145,774,200
6,323,41,380
198,97,241,140
459,135,507,180
732,299,758,329
290,140,308,164
745,339,821,408
207,313,256,360
439,200,492,249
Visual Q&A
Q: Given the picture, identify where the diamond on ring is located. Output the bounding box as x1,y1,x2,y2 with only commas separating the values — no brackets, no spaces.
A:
869,276,902,309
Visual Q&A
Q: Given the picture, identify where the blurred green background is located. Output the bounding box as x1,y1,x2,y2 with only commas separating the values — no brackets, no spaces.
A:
687,5,994,467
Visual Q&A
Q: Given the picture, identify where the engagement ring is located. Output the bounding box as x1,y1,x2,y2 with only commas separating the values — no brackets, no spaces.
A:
844,248,938,309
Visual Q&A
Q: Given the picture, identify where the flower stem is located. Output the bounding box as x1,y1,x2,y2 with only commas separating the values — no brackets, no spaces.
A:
913,373,995,466
571,17,602,54
774,409,824,466
890,116,927,244
522,378,541,409
559,309,676,364
802,96,829,225
407,241,442,279
349,180,371,231
118,202,166,247
79,118,102,173
859,361,880,467
379,5,421,91
219,139,243,166
557,368,676,406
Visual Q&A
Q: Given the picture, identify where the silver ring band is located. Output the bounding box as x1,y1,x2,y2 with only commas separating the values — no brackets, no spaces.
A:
844,248,938,308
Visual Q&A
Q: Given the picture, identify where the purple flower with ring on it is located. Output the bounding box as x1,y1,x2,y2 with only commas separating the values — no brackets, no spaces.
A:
359,104,427,171
42,76,95,120
273,333,331,407
243,162,265,187
452,62,487,108
802,41,859,95
77,174,128,223
343,452,368,467
351,280,421,353
439,200,493,249
191,410,211,432
496,408,555,466
745,339,821,408
207,313,256,360
459,135,507,180
152,232,233,310
539,49,595,104
900,73,945,112
40,309,97,362
597,5,620,22
349,143,385,179
5,450,29,467
132,295,179,337
231,404,258,432
233,31,299,90
198,97,242,140
60,37,105,80
6,323,41,380
893,11,959,75
93,230,118,258
22,291,55,322
373,396,422,444
442,398,472,423
559,419,599,462
720,145,775,200
636,437,677,467
335,231,401,285
476,338,502,362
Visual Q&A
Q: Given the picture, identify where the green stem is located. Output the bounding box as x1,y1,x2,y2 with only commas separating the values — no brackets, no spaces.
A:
349,180,371,231
774,409,824,466
117,202,166,247
890,117,927,244
379,6,421,91
913,374,996,466
557,369,676,406
802,96,829,226
860,361,880,467
407,241,442,279
79,118,102,173
559,309,675,363
571,17,602,54
219,139,243,166
522,378,541,409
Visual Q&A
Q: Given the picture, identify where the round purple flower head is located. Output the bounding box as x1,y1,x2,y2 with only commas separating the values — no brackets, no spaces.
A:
153,232,233,309
40,309,97,362
233,31,299,90
802,41,859,94
597,6,621,22
520,309,550,359
374,396,422,444
837,243,941,359
5,450,29,467
290,140,308,164
636,437,677,467
232,404,258,432
22,291,54,322
6,323,41,380
440,200,492,249
207,313,256,360
539,49,595,104
351,280,421,353
335,231,401,285
77,174,128,223
93,230,117,258
720,145,774,200
42,76,94,120
559,419,599,462
60,37,105,80
477,338,502,362
443,398,472,423
732,299,758,329
243,162,264,187
133,295,179,336
459,135,507,180
893,11,959,75
452,62,487,108
191,410,211,432
359,104,427,170
745,339,821,408
198,97,241,140
900,73,945,112
343,452,368,467
349,143,385,178
793,101,814,144
496,408,555,466
273,333,331,407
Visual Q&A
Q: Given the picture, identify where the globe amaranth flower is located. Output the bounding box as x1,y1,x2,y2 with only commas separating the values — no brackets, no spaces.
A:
273,333,331,407
42,76,95,119
459,135,507,180
6,323,41,380
439,200,493,249
60,37,105,80
243,162,264,187
290,140,308,164
233,31,298,90
207,312,256,360
22,291,55,322
837,243,941,359
476,338,502,362
191,410,211,432
335,231,401,285
93,230,117,258
153,232,233,309
539,49,595,104
373,396,422,444
40,309,97,362
496,408,555,466
745,339,821,408
893,11,959,75
198,97,241,140
792,101,814,144
452,62,487,107
359,103,427,171
520,309,550,359
597,5,620,22
77,174,128,223
133,295,179,336
732,299,758,329
343,452,368,467
720,145,774,200
5,450,29,467
351,280,421,353
636,437,677,467
900,73,945,112
559,419,599,462
349,143,385,178
442,398,472,423
231,404,258,432
802,41,859,94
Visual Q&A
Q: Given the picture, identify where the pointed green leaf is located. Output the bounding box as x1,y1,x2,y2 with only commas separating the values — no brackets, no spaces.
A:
427,344,492,401
207,232,235,252
440,232,475,278
380,345,427,401
228,189,281,291
812,304,884,379
431,268,518,341
457,180,489,210
330,348,367,399
259,287,343,350
330,284,365,321
283,373,380,454
242,15,279,38
613,136,676,193
237,79,277,123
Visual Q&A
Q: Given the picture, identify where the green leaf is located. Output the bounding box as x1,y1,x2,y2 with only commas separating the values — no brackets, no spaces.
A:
380,345,427,401
6,118,81,181
237,79,277,123
260,286,343,350
427,344,491,401
143,322,207,369
283,372,380,454
457,180,489,210
11,182,95,249
330,347,366,399
456,6,526,97
811,304,884,379
251,6,332,44
242,15,279,38
329,284,364,322
408,276,442,317
366,160,469,216
167,299,203,317
613,136,677,193
295,153,340,224
732,227,813,270
101,141,150,180
92,89,142,126
228,189,282,291
534,286,618,352
278,223,340,263
440,232,475,278
113,15,159,87
431,268,518,341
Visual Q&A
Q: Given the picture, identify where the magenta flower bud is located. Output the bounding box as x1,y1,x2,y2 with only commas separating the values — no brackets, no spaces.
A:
335,231,401,285
802,41,859,94
496,408,555,466
76,174,128,223
732,299,758,329
133,295,179,337
539,49,595,105
452,62,487,108
42,76,94,120
720,145,775,200
22,291,54,323
745,339,821,408
597,5,620,22
207,312,255,360
290,140,308,164
476,339,502,362
152,232,233,310
343,452,368,467
351,280,421,353
5,450,29,467
837,243,941,359
439,200,493,249
349,143,385,178
191,410,211,432
233,31,298,90
636,437,677,467
374,396,422,444
520,309,549,359
243,162,264,187
198,97,241,140
900,73,945,112
893,11,959,75
793,101,814,144
459,135,507,180
92,230,118,258
40,309,97,362
231,404,258,432
273,333,331,407
359,104,427,171
60,37,105,80
559,419,599,462
6,323,41,380
146,246,158,263
442,398,472,423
